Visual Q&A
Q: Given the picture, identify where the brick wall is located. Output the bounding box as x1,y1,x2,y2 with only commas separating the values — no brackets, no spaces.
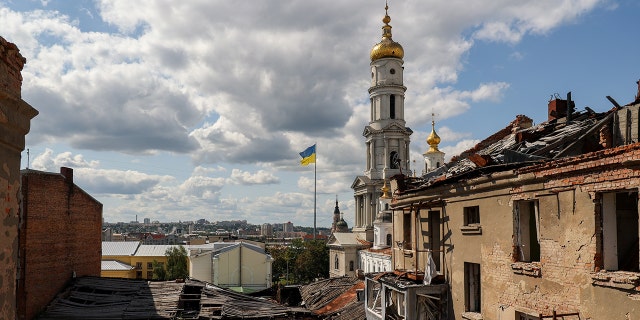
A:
0,36,38,320
17,168,102,320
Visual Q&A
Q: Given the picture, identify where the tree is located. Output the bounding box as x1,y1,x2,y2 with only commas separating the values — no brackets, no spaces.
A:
293,239,329,283
165,245,188,280
152,259,167,280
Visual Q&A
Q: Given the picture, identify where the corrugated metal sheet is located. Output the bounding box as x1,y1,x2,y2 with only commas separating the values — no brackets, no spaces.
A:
102,241,141,256
101,260,134,271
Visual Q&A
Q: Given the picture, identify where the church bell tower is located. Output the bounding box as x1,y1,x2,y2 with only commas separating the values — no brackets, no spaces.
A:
352,3,412,241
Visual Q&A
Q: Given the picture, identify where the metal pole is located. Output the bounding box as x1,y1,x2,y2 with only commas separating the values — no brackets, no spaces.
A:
314,146,317,240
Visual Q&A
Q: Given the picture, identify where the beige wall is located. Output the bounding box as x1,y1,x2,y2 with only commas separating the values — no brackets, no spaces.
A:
392,144,640,318
213,245,272,289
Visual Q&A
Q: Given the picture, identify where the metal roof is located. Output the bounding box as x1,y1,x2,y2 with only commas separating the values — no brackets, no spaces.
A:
101,260,134,271
102,241,140,256
134,244,180,257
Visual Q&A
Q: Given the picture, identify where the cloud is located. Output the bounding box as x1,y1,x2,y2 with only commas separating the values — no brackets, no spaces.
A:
0,0,608,224
228,169,279,185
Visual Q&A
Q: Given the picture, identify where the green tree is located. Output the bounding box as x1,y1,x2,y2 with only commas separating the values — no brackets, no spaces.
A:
165,245,188,280
152,259,167,280
293,239,329,284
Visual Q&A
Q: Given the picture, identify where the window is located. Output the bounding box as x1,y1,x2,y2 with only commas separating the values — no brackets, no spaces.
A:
515,311,538,320
386,234,392,246
464,262,481,312
349,261,354,271
366,279,381,314
514,200,540,262
390,151,399,169
602,191,639,271
464,206,480,225
136,262,143,270
402,211,412,250
147,262,153,269
136,271,142,279
147,271,153,279
334,254,339,270
390,94,396,119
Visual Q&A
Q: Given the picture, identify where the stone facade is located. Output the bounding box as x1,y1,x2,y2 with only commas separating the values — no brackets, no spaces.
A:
0,36,38,320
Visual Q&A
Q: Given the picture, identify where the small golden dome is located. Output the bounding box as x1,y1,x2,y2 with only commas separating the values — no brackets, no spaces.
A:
370,4,404,61
426,119,441,153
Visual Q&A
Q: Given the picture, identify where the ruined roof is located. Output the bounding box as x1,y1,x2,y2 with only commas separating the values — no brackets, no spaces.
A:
37,276,308,319
299,276,365,319
402,107,612,193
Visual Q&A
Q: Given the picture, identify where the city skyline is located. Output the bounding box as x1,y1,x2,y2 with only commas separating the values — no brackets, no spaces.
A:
1,0,639,226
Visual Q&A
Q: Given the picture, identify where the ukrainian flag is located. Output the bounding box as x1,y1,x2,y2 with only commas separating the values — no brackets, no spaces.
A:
299,144,316,166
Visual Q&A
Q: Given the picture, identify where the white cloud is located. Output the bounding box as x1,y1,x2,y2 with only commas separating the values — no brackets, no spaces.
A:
228,169,279,185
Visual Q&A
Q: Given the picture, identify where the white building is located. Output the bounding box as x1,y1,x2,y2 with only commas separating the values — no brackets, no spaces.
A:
327,233,369,278
351,2,412,243
189,242,273,293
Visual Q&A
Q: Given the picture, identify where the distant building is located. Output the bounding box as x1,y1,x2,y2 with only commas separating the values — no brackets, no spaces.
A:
143,218,150,224
261,223,273,236
327,233,369,278
283,221,294,233
18,167,103,320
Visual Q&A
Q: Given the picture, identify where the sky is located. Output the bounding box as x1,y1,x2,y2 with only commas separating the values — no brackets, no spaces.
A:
1,0,638,227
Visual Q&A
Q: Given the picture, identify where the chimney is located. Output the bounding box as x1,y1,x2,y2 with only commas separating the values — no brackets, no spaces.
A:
635,79,640,103
548,98,567,122
60,167,73,183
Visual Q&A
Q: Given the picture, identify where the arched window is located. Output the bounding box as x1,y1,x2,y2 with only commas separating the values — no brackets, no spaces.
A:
390,94,396,119
349,261,354,271
386,234,392,246
334,254,339,270
390,151,399,169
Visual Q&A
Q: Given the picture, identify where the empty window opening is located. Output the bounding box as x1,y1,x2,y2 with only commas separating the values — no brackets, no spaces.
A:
602,191,639,271
464,262,481,313
514,201,540,262
386,234,392,246
464,206,480,225
390,94,396,119
402,211,412,250
428,210,441,271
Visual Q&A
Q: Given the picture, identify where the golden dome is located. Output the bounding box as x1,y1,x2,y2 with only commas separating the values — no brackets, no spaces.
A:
426,118,441,153
370,4,404,61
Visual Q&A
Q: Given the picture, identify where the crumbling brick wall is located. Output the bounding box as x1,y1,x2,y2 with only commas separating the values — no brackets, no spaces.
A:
17,168,102,320
0,36,38,320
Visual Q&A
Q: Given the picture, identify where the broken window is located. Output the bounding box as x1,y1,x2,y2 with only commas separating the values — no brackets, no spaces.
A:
464,262,481,313
402,211,412,250
464,206,480,225
366,279,382,315
602,191,639,272
514,200,540,262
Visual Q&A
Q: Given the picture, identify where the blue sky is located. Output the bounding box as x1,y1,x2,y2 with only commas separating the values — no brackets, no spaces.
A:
1,0,638,227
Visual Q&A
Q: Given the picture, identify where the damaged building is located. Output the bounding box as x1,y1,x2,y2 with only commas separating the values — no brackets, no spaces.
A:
365,86,640,319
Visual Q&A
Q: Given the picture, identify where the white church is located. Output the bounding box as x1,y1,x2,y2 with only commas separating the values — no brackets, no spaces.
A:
328,3,445,277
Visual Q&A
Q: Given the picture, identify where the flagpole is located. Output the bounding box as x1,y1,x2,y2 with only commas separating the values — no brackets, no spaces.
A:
313,144,317,240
